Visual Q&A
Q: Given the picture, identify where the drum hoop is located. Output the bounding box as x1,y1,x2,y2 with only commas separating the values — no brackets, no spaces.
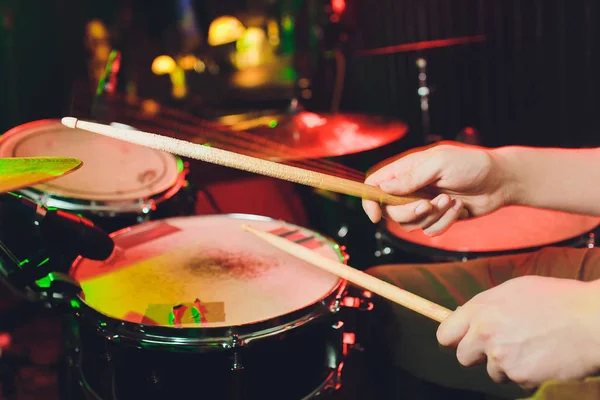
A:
70,214,348,350
381,224,597,259
16,160,187,214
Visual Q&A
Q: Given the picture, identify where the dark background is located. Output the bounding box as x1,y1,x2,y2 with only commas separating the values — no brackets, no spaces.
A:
1,0,599,149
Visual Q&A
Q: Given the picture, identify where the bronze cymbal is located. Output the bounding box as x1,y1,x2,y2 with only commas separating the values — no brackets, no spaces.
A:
0,157,83,193
218,111,409,160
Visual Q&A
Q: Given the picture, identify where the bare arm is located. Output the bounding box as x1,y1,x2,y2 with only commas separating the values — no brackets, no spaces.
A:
493,146,600,216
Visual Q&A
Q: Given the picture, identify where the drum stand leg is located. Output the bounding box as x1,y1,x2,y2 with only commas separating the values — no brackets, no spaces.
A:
230,351,245,400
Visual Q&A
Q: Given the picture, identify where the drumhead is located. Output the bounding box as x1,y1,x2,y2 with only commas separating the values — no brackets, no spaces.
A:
71,214,345,329
0,120,181,202
385,206,600,254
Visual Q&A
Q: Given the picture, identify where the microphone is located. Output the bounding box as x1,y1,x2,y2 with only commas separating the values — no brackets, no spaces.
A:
39,208,115,261
0,193,114,261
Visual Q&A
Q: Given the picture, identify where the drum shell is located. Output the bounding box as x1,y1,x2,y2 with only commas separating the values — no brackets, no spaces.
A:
66,283,346,400
16,172,195,234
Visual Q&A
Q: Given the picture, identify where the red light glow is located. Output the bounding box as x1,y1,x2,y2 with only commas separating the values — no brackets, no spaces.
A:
331,0,346,14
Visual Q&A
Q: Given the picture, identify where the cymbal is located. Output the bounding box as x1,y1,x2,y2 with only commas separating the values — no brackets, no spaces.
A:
218,111,409,160
0,157,83,193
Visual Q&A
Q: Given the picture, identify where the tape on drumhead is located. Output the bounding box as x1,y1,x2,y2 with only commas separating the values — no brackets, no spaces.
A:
144,300,226,326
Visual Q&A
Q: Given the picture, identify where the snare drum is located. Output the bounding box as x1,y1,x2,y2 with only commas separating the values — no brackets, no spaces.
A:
380,206,600,261
0,120,189,233
66,214,348,400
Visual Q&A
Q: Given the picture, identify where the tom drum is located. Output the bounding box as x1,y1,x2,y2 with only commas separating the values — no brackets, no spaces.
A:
380,206,600,261
66,214,349,400
0,120,191,233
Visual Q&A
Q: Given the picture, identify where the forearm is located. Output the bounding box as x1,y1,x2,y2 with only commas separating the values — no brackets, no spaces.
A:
491,146,600,215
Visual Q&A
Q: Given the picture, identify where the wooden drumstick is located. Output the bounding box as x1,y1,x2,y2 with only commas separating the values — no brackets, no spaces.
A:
241,224,453,323
61,117,461,210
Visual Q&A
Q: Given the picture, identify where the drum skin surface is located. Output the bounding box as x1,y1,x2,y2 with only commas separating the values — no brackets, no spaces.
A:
0,120,181,201
386,205,600,253
71,214,344,328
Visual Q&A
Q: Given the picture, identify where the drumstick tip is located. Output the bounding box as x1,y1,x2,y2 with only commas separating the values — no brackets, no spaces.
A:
61,117,78,128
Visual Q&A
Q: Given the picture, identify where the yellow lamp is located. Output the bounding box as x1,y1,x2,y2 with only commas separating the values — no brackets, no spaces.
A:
208,16,246,46
151,55,187,99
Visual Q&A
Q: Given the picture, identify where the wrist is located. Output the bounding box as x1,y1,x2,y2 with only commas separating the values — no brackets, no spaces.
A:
488,146,526,207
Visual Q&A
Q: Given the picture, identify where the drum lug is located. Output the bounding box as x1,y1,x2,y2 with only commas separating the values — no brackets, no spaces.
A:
330,298,341,313
140,200,155,215
374,230,393,258
228,333,244,371
38,193,50,208
587,233,596,248
231,351,243,371
340,291,374,312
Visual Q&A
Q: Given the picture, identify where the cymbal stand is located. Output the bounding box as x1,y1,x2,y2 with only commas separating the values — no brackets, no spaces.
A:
416,57,441,144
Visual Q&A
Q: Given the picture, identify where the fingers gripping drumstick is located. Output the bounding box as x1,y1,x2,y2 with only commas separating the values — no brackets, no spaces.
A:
61,117,458,209
242,224,453,323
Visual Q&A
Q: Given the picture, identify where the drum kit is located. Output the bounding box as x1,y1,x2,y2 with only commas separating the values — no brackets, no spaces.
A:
1,113,600,400
0,122,365,400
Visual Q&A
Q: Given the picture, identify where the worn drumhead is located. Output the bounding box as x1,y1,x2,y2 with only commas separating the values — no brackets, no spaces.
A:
71,215,344,328
386,206,600,253
0,120,181,201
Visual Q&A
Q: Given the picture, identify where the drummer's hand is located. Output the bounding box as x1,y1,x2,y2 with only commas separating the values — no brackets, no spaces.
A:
437,276,600,390
362,142,511,235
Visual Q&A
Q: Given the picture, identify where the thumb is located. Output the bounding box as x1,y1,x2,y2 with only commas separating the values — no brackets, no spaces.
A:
379,157,442,195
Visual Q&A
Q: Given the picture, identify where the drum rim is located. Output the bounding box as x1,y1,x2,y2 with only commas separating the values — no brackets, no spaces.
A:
16,160,187,214
69,213,348,350
380,223,596,259
1,119,187,208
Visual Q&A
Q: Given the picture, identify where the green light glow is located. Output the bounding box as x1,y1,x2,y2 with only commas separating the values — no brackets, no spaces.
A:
37,257,50,267
282,16,293,31
35,272,57,288
176,158,185,173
